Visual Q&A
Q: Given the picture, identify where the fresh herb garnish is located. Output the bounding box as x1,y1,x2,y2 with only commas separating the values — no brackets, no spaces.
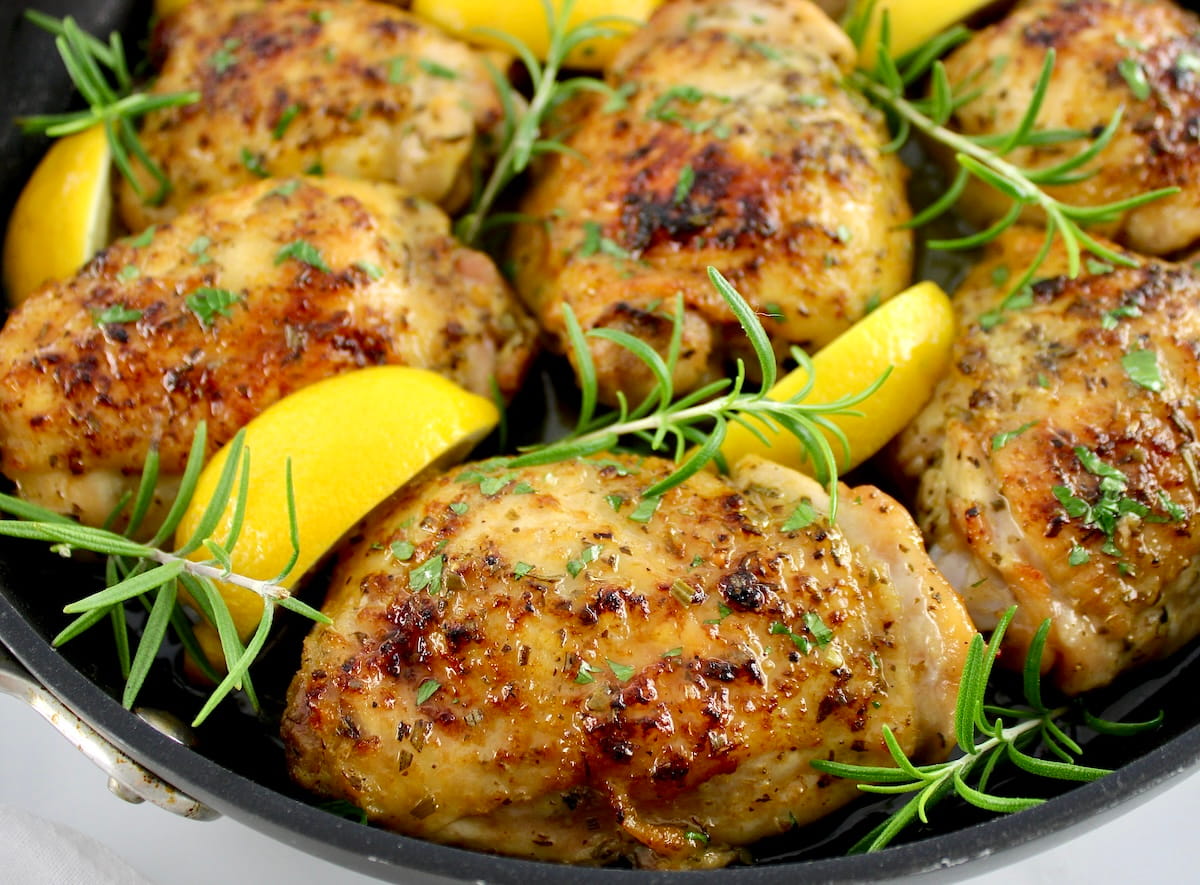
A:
415,678,441,704
17,12,200,206
1122,348,1163,392
811,608,1161,852
673,163,695,205
991,421,1037,451
0,423,324,725
782,499,818,531
272,103,302,140
409,554,445,595
275,240,332,273
186,287,243,327
92,305,142,325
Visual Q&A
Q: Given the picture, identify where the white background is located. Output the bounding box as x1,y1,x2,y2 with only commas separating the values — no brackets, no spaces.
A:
1,693,1197,884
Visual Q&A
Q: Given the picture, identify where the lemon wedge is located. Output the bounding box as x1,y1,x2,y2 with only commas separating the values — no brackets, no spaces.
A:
175,367,499,643
720,281,955,474
856,0,993,64
412,0,660,70
3,125,112,305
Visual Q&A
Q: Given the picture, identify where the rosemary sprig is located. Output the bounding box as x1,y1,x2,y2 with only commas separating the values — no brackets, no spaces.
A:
455,0,631,246
0,422,328,725
508,267,888,519
811,608,1162,852
846,6,1177,299
17,12,199,206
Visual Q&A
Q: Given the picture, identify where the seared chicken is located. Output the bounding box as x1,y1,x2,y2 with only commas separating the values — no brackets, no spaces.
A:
284,454,974,868
895,226,1200,694
508,0,912,404
0,177,536,529
118,0,504,230
943,0,1200,255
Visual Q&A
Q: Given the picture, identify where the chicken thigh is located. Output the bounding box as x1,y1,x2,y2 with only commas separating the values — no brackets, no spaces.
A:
895,226,1200,693
0,177,536,529
508,0,912,404
942,0,1200,255
118,0,504,230
283,454,974,868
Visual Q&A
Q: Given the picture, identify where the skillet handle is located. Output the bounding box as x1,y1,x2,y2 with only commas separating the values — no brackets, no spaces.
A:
0,644,220,821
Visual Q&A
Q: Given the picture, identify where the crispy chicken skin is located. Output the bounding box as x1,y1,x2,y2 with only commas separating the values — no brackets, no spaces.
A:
895,227,1200,694
942,0,1200,255
508,0,912,405
118,0,503,231
0,177,536,529
283,454,973,868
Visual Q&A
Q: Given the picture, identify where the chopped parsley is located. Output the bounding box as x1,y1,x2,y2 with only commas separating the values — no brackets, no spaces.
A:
390,540,415,561
186,287,243,327
209,38,240,74
267,180,301,198
92,305,142,325
673,163,695,205
662,647,683,658
628,495,661,524
1102,303,1142,330
579,220,630,259
979,286,1034,331
991,421,1037,451
763,302,786,324
990,264,1010,287
415,678,441,705
566,544,603,578
803,611,834,646
1176,50,1200,74
1051,447,1156,558
117,264,139,281
1068,544,1090,566
409,554,445,594
388,55,410,85
704,602,732,625
449,501,469,515
604,494,626,512
240,147,269,178
355,260,385,281
607,659,635,682
272,103,302,140
1122,348,1163,392
275,239,331,272
791,93,827,108
126,226,156,247
1086,258,1115,275
782,499,818,531
188,235,213,264
575,660,596,684
418,58,458,79
1118,57,1151,101
513,561,534,579
833,224,853,244
769,621,812,654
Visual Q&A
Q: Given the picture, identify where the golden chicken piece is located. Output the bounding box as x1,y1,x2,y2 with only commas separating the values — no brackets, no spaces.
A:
118,0,504,231
895,226,1200,694
942,0,1200,255
508,0,912,404
0,177,536,529
283,453,974,868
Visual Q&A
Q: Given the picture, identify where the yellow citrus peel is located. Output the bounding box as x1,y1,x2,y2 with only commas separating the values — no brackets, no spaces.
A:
720,281,955,474
856,0,994,65
411,0,660,70
3,124,112,305
175,367,499,645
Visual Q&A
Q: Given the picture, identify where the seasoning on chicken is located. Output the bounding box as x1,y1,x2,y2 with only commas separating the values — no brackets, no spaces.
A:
942,0,1200,255
283,453,974,868
0,177,537,530
118,0,504,231
508,0,912,405
894,226,1200,694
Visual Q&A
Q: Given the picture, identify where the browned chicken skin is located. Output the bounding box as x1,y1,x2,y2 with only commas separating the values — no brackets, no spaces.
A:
943,0,1200,255
118,0,504,230
508,0,912,404
0,177,536,528
284,454,974,868
895,227,1200,693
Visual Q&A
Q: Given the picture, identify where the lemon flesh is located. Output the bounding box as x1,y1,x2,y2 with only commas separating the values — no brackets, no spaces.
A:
412,0,660,70
720,281,955,475
175,366,499,641
856,0,993,64
3,125,112,305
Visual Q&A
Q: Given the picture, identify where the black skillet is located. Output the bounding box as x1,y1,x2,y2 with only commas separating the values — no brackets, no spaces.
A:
3,0,1200,881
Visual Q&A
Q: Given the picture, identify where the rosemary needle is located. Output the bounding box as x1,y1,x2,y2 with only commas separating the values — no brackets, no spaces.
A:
18,12,199,206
